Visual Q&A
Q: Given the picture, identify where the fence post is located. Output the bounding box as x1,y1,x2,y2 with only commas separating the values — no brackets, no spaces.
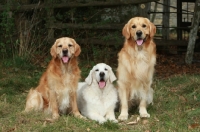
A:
138,3,150,18
45,0,54,43
162,0,170,40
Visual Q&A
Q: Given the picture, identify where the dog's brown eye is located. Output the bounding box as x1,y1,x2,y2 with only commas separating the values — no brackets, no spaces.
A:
132,25,136,28
142,24,146,28
105,68,107,71
58,45,62,47
95,69,99,72
68,44,72,47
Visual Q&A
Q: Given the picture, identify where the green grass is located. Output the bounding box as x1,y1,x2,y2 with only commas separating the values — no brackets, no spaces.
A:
0,58,200,132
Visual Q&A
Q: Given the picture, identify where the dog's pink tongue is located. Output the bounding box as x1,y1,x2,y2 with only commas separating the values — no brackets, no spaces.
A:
136,39,143,45
99,81,106,88
62,56,69,63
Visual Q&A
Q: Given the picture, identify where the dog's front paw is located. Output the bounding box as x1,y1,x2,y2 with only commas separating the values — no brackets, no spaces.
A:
118,114,128,121
140,113,150,118
74,113,87,119
98,118,106,124
79,114,87,120
52,113,60,120
111,119,118,123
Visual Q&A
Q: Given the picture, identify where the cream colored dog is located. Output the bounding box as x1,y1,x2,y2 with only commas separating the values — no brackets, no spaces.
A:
77,63,118,124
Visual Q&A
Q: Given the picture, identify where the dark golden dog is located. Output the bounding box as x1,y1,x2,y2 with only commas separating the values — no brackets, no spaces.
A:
25,37,83,119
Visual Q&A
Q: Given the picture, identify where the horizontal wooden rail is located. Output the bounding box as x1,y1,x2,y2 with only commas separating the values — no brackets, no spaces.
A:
0,0,159,11
47,23,124,30
154,39,188,46
50,38,188,46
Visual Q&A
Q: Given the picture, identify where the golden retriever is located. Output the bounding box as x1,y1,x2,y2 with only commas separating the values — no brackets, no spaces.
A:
77,63,118,124
117,17,156,121
24,37,83,119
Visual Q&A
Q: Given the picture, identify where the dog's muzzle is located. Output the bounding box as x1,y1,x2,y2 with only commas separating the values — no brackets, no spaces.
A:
62,49,69,63
136,30,144,46
98,72,106,88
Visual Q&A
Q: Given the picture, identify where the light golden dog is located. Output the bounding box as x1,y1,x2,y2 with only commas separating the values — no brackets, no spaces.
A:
117,17,156,121
24,37,83,119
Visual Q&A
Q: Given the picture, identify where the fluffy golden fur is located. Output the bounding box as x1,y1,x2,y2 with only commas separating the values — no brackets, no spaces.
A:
117,17,156,121
24,37,83,119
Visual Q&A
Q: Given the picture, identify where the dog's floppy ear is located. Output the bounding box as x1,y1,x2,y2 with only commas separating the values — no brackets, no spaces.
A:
122,23,130,39
106,65,117,83
85,69,93,85
50,40,57,58
149,22,156,38
74,43,81,57
72,39,81,57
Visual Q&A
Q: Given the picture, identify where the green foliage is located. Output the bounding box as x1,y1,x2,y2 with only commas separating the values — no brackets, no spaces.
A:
0,1,135,65
0,2,51,63
0,58,42,96
0,4,16,58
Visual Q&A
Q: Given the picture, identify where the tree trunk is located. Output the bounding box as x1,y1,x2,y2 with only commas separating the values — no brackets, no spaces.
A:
185,0,200,64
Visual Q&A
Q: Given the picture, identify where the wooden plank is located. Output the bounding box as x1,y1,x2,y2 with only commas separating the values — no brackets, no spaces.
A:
47,23,124,30
49,38,187,47
0,0,159,11
154,40,188,46
47,22,193,30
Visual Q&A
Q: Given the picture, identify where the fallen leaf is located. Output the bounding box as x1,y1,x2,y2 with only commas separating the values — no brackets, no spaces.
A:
127,115,141,125
194,95,197,101
137,117,140,122
127,121,138,125
142,120,149,125
45,118,54,123
179,96,187,102
87,128,90,131
43,121,46,127
154,117,159,122
188,123,200,129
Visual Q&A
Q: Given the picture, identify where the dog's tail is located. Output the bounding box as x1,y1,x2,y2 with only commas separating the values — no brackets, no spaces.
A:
24,88,43,112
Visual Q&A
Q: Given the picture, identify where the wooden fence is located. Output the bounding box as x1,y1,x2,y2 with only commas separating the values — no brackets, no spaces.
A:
1,0,188,62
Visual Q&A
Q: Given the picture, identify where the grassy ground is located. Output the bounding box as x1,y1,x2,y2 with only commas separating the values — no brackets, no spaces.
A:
0,58,200,132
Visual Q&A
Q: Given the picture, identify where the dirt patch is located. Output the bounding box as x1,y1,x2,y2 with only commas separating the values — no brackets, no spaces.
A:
155,52,200,79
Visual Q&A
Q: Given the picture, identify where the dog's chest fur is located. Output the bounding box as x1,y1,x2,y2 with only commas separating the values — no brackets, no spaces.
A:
58,88,70,114
129,48,150,77
84,84,117,116
57,65,76,113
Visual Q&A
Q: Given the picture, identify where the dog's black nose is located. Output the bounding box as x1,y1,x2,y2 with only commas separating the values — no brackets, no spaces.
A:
136,30,142,37
63,50,68,55
100,72,105,78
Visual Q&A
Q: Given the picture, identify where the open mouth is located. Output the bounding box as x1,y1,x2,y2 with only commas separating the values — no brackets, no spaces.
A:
98,79,106,88
136,38,144,46
62,56,69,63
